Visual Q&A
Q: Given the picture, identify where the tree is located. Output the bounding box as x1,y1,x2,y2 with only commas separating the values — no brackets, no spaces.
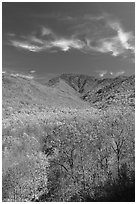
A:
2,132,49,201
105,112,134,180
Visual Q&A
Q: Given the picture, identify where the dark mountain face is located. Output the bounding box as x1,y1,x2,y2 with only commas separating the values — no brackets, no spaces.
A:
48,74,135,109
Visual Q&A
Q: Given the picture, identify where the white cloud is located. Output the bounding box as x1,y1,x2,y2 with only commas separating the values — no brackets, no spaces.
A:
7,16,134,61
84,24,134,58
41,26,54,36
62,14,105,22
71,17,134,59
50,38,84,51
10,40,42,52
91,37,123,57
10,73,34,79
51,39,71,51
30,70,36,74
9,38,84,53
29,36,43,44
83,14,105,21
96,70,107,78
110,71,125,77
106,21,135,54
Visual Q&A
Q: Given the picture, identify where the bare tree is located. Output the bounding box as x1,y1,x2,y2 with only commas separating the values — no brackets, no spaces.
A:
108,117,126,179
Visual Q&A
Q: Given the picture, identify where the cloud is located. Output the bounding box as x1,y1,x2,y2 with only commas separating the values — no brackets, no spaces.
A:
96,70,125,78
61,14,105,23
28,36,44,44
10,73,34,79
107,20,135,52
86,35,128,57
30,70,36,74
96,70,107,77
72,18,134,58
69,15,134,60
6,14,134,61
9,36,85,53
6,33,16,37
50,39,71,51
83,14,105,21
50,38,84,51
110,71,125,77
10,40,43,52
41,26,54,36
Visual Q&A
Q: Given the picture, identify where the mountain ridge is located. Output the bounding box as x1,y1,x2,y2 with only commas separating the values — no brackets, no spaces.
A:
47,73,135,109
2,72,90,118
2,72,135,119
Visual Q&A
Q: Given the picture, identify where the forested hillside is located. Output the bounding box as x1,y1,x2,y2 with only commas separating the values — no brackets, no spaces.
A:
2,72,135,201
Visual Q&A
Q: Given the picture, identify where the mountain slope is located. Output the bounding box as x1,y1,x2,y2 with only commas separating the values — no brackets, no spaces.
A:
2,73,90,119
82,75,135,108
47,74,135,109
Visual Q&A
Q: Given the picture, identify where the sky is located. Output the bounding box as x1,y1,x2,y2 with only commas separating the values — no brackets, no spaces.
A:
2,2,135,78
